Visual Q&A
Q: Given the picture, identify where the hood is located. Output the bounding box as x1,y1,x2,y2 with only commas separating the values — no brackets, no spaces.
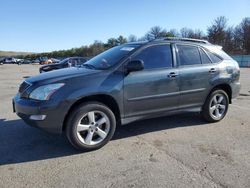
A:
27,67,101,84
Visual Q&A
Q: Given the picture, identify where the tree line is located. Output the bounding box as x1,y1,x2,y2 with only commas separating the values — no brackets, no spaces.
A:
21,16,250,60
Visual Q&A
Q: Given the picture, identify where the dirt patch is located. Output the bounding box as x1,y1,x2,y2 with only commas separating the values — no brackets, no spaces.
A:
198,145,234,164
153,139,163,148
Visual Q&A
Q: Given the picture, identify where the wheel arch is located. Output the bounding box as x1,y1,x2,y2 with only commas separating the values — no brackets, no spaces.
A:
62,94,121,132
206,83,232,104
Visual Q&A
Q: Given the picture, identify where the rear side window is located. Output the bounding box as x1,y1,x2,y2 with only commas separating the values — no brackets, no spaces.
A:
177,45,201,66
133,44,173,69
206,50,222,63
199,48,212,64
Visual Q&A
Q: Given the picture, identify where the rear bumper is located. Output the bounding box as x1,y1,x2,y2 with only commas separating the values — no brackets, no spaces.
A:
13,95,69,134
231,82,241,99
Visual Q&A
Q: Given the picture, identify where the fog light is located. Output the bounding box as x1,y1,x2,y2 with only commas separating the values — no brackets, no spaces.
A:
30,115,46,120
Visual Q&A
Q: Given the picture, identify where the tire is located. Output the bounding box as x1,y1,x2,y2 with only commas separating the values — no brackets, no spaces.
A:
202,89,229,122
66,102,116,151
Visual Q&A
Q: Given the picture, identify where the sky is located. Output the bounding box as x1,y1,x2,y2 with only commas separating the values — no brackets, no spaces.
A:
0,0,249,52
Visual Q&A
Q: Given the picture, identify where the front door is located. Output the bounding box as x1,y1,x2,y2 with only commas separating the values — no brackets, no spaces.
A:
123,44,180,118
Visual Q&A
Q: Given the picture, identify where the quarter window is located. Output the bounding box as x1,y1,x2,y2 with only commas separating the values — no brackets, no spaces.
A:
177,45,201,66
206,50,222,63
133,44,173,69
199,48,212,64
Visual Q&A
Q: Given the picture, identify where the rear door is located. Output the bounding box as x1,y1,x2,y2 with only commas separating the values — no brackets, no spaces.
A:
176,44,218,108
123,43,180,117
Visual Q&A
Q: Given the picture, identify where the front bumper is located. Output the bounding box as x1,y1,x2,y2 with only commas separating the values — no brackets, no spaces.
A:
13,95,69,134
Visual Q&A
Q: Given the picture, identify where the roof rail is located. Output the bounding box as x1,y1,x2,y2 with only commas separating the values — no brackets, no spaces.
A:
153,37,210,44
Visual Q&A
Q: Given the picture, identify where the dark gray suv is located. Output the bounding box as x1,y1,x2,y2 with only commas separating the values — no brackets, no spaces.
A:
13,38,241,151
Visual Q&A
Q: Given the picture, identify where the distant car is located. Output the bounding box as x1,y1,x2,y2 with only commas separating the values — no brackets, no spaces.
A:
34,57,50,65
4,57,17,64
39,57,88,73
0,57,5,65
20,59,32,64
16,59,25,65
50,58,61,63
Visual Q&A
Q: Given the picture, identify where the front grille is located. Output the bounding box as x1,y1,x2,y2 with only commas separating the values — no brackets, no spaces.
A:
18,81,31,93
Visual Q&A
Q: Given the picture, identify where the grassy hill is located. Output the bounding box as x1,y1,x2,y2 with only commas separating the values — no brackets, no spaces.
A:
0,51,34,57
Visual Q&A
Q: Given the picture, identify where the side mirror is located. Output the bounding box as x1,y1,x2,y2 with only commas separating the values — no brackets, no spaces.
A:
126,60,144,72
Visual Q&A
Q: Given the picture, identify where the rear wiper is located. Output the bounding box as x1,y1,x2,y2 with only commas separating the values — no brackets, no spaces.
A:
82,64,96,69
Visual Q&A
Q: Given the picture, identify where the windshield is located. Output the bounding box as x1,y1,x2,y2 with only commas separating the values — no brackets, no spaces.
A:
83,44,140,70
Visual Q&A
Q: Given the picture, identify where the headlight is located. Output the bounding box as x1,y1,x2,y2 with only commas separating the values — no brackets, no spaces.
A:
29,83,64,101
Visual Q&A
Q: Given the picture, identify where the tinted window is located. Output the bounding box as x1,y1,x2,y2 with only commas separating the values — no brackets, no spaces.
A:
199,48,212,64
133,44,173,69
177,45,201,66
206,50,222,63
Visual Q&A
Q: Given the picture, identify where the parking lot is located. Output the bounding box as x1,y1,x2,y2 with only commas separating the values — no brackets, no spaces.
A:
0,64,249,188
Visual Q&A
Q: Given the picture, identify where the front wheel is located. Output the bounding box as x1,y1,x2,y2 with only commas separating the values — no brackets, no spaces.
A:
202,89,229,122
66,102,116,151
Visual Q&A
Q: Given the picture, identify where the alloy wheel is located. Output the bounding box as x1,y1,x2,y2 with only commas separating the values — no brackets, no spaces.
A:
209,94,227,120
76,111,110,145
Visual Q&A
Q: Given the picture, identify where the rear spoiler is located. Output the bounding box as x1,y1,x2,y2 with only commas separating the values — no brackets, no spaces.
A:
214,45,223,50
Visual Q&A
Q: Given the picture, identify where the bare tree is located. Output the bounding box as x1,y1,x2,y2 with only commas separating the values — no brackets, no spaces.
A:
207,16,228,46
180,27,193,38
240,17,250,54
145,26,166,40
106,38,118,48
231,17,250,54
233,25,243,53
117,35,127,44
224,27,235,53
168,29,179,37
180,28,204,39
128,35,137,42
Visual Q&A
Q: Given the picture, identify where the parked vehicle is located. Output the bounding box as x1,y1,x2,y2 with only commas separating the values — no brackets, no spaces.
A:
39,57,88,73
16,59,32,65
33,57,52,65
50,58,61,64
15,58,25,65
0,57,5,65
4,57,17,64
13,38,241,151
22,59,32,64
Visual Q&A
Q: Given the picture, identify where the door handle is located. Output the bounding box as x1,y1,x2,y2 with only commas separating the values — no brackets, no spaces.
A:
168,72,178,78
209,68,216,73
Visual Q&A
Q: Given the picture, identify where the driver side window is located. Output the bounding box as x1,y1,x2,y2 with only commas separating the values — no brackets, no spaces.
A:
133,44,173,70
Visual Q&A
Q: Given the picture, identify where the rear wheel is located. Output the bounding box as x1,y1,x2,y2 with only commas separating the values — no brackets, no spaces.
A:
66,102,116,151
202,89,229,122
